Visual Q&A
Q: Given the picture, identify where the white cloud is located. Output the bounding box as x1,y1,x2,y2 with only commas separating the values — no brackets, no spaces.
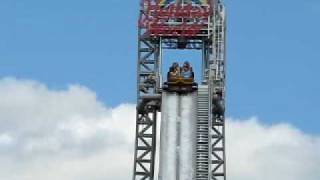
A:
0,77,135,180
0,77,319,180
0,133,14,146
227,118,320,180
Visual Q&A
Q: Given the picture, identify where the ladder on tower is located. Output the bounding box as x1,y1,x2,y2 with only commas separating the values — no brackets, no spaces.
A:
196,85,210,180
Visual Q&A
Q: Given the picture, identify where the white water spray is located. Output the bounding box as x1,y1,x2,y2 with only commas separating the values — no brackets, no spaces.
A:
159,92,197,180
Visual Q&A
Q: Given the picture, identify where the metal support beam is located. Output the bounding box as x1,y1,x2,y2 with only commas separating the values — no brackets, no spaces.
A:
133,10,161,179
208,3,226,180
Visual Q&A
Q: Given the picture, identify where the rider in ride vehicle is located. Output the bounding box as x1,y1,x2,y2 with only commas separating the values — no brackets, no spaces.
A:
181,61,194,79
168,62,180,80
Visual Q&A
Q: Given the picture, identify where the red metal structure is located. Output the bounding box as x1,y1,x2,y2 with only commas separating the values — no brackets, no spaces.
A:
139,1,213,37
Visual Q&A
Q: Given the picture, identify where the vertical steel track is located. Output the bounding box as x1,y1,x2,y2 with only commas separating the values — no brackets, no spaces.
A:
132,26,161,180
209,3,227,179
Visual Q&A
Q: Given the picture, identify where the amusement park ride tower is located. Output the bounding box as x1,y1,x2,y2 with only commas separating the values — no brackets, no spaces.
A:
132,0,226,180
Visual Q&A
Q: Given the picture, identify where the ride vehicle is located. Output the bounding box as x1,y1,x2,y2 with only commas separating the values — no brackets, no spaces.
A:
162,62,198,93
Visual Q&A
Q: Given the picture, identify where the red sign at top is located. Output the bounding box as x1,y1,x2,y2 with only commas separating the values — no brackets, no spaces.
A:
139,0,213,37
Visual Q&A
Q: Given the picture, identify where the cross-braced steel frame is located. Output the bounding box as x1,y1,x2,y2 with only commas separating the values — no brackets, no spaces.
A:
132,31,161,179
132,1,226,180
205,3,227,180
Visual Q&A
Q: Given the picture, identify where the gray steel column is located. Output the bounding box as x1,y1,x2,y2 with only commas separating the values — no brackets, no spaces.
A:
208,2,226,180
132,26,161,180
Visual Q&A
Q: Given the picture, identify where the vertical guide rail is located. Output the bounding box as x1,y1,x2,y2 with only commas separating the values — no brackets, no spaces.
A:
132,5,161,178
197,1,227,179
208,1,226,180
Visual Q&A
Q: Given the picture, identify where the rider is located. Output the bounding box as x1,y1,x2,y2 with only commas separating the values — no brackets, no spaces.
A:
168,62,180,80
181,61,193,78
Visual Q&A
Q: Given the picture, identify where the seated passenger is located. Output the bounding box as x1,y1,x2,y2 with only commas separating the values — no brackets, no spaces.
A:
181,61,194,78
168,62,180,80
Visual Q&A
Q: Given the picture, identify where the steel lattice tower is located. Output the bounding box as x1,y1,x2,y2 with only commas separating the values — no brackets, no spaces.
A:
132,0,226,180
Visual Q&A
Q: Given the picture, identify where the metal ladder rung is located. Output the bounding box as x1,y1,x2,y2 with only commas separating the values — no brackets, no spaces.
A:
196,86,210,180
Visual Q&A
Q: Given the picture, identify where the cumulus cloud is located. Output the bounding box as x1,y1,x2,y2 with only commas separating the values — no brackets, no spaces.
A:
0,77,135,180
0,77,319,180
227,118,320,180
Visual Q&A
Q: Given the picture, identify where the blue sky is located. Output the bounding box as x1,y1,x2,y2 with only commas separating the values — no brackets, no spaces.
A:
0,0,319,134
